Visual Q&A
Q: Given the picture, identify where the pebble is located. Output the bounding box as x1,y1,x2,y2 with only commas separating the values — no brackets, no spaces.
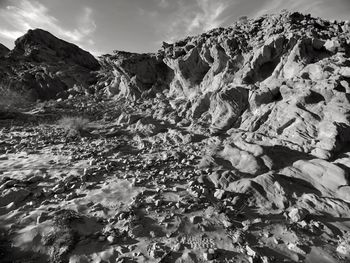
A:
203,248,216,261
107,235,116,244
214,189,226,199
246,245,257,257
190,215,202,224
288,207,309,223
287,243,307,255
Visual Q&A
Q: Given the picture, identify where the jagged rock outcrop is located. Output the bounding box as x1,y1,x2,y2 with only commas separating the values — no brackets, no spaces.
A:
98,11,350,160
96,51,169,100
0,29,100,100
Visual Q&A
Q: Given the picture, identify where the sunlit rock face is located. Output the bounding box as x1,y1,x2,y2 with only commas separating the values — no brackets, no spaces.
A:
98,11,350,159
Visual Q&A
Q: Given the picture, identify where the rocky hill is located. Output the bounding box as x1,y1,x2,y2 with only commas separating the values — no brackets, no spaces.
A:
0,43,9,57
0,29,99,100
1,11,350,263
98,11,350,160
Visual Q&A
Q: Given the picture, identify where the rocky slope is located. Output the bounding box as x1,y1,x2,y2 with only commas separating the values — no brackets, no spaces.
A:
0,29,99,100
0,43,9,57
98,11,350,160
1,10,350,263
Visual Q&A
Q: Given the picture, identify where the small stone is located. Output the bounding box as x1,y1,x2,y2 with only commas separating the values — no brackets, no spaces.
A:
107,235,116,244
116,245,129,254
298,220,308,228
252,218,262,224
287,243,307,255
336,243,350,256
172,243,182,252
222,219,233,228
242,220,251,229
203,251,214,261
65,192,77,200
214,189,226,199
246,245,257,257
324,39,340,52
262,231,269,238
273,237,281,244
288,207,309,222
149,243,166,259
190,215,202,224
340,67,350,78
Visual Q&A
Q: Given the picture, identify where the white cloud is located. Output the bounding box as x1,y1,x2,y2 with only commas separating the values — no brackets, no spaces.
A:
0,0,96,48
78,7,97,36
254,0,326,18
190,0,227,32
163,0,230,43
0,29,22,40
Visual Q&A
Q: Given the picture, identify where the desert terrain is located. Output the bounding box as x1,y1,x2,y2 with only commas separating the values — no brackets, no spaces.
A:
1,11,350,263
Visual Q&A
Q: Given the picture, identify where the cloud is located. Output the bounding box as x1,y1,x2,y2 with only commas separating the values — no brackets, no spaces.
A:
254,0,320,17
161,0,350,44
189,0,228,32
0,0,96,47
78,7,97,36
0,29,23,40
163,0,230,43
158,0,170,8
254,0,350,20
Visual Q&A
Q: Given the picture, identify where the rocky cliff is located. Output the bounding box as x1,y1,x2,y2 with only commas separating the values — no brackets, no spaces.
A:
0,29,100,100
98,11,350,161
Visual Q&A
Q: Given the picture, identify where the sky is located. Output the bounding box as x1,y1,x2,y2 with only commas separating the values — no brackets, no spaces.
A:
0,0,349,56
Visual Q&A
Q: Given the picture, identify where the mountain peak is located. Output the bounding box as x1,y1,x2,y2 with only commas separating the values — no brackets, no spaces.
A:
12,28,100,70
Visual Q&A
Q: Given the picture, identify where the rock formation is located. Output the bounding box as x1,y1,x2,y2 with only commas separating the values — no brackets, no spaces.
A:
1,11,350,263
0,29,100,100
97,11,350,160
